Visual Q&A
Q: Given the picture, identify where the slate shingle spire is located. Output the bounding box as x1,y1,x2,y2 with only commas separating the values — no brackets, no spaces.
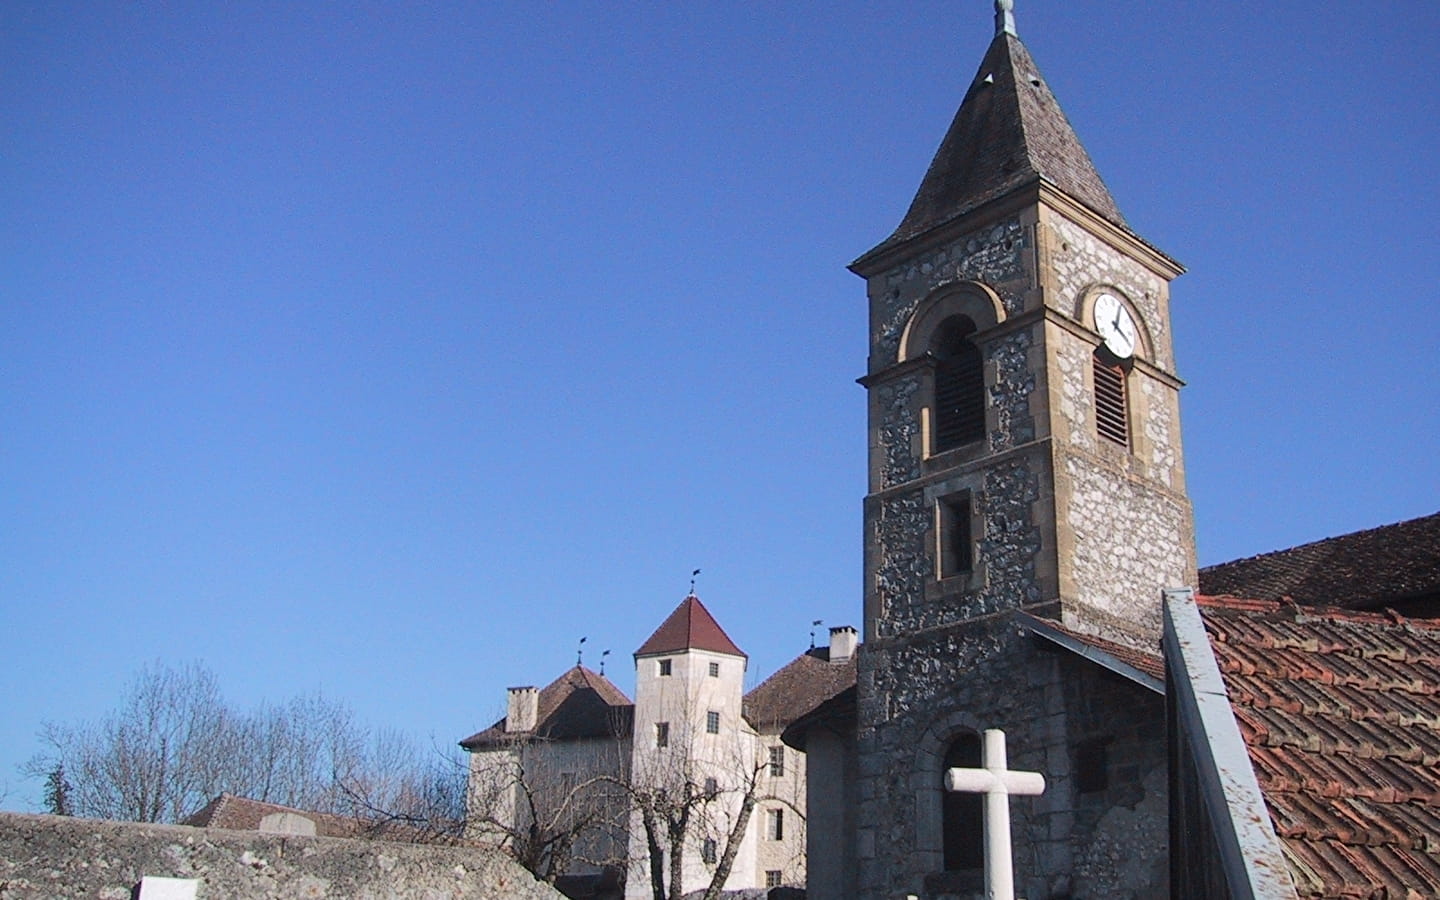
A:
865,0,1125,259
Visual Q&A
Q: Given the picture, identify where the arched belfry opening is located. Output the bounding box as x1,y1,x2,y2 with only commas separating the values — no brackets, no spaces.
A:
931,316,985,452
941,731,984,872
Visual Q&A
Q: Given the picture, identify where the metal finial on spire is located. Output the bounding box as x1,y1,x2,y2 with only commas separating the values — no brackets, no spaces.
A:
599,649,611,675
689,569,701,596
995,0,1016,37
576,635,587,666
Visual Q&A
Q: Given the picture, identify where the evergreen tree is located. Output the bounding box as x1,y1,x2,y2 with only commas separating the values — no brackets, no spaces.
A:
43,763,72,816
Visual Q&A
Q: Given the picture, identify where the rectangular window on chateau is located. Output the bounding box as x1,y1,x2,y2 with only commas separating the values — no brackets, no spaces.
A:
765,870,783,888
769,745,785,777
658,659,672,676
708,661,720,677
702,838,717,864
768,808,784,840
938,492,973,578
706,710,720,734
704,777,718,797
656,722,669,747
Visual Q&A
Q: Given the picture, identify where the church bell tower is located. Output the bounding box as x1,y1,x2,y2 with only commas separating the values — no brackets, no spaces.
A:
849,3,1195,897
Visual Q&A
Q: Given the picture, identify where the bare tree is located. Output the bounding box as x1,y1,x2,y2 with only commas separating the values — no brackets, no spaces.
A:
621,729,798,900
23,660,451,830
465,738,629,884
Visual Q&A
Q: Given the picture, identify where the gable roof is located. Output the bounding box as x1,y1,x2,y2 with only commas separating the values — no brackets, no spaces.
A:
743,646,858,733
859,21,1124,263
634,594,746,658
1199,511,1440,616
1194,594,1440,896
1018,612,1165,691
459,665,633,750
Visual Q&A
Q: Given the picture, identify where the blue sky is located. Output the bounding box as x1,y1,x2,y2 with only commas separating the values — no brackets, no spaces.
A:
3,1,1437,809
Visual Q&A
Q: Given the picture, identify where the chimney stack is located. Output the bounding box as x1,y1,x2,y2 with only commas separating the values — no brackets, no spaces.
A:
829,625,858,663
506,686,539,732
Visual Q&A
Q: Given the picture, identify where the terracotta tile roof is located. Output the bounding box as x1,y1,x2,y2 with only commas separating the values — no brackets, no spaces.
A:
743,647,858,733
182,792,366,839
459,665,633,750
1198,595,1440,897
1018,613,1165,686
634,594,746,658
1199,511,1440,616
858,29,1125,265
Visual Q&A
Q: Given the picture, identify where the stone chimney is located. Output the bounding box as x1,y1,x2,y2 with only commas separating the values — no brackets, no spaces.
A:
506,685,538,732
829,625,858,663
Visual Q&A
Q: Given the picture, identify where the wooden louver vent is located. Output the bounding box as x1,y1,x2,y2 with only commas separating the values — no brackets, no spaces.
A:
934,341,985,451
1094,355,1129,447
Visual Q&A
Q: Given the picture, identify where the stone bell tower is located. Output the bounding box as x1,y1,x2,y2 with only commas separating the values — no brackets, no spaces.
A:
848,2,1195,897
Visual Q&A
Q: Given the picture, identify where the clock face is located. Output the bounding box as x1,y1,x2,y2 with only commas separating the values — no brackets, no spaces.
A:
1093,292,1137,360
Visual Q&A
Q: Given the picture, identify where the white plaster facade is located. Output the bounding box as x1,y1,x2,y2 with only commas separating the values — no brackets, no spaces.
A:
463,597,812,898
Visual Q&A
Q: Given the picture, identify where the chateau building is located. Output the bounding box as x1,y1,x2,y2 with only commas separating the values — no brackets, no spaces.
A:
460,593,851,897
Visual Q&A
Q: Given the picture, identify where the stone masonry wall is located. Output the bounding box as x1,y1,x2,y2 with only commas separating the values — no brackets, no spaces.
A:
0,812,563,900
854,622,1166,900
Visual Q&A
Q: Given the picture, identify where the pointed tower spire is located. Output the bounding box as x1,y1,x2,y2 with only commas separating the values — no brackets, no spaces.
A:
856,3,1125,266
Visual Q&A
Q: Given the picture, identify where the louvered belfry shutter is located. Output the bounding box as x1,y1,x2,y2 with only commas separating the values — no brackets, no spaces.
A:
1094,355,1129,447
934,320,985,451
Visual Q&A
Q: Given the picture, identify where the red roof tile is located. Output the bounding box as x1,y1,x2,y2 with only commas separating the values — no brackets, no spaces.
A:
634,594,745,658
459,665,633,750
1019,613,1165,684
1200,511,1440,616
743,647,857,733
1198,595,1440,897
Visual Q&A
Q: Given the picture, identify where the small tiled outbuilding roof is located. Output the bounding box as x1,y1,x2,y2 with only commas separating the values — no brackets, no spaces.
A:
182,792,365,838
1199,594,1440,896
634,594,746,658
460,666,633,750
1199,511,1440,616
743,646,858,733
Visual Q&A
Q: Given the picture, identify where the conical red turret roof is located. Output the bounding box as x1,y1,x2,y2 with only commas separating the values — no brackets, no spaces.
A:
635,594,746,658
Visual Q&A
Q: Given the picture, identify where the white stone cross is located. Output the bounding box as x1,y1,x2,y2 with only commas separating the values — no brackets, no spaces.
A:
944,728,1046,900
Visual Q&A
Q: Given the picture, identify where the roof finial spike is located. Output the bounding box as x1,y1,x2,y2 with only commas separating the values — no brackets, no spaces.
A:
995,0,1017,37
689,568,701,598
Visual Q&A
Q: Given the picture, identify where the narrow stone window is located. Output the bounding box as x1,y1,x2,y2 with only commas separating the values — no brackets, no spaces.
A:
708,661,720,677
932,316,985,452
768,808,785,840
702,838,717,864
765,870,783,888
1094,354,1129,447
942,733,983,872
656,722,669,748
658,659,672,677
938,492,974,578
1076,738,1109,794
769,745,785,777
706,710,720,734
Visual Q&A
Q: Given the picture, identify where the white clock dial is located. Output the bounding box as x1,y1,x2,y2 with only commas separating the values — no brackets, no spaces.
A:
1093,293,1137,360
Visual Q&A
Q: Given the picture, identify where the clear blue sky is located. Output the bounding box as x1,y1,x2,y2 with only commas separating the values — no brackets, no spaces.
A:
3,1,1437,809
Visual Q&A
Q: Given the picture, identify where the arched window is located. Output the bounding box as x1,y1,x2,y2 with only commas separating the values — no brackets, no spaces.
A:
941,732,983,871
932,317,985,452
1093,352,1128,447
